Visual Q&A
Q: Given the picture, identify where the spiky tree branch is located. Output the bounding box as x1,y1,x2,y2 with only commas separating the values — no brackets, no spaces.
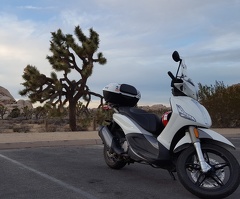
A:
20,26,107,131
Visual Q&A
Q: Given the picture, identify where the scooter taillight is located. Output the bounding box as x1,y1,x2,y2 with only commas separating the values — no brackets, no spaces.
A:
102,104,112,110
162,111,172,126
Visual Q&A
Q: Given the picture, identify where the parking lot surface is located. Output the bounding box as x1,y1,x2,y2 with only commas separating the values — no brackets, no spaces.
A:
1,140,240,199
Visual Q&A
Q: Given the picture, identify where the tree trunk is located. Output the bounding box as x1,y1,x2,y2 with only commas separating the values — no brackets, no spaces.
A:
69,101,77,131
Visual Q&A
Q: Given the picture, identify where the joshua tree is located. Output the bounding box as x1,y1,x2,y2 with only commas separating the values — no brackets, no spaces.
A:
19,26,107,131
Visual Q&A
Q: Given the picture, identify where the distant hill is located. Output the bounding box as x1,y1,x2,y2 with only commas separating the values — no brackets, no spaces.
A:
139,104,171,115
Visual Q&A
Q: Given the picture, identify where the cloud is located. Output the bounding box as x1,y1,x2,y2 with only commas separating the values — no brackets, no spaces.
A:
203,32,240,52
0,0,240,107
17,5,55,11
0,13,52,99
18,5,45,10
48,0,240,105
0,13,35,37
60,10,102,29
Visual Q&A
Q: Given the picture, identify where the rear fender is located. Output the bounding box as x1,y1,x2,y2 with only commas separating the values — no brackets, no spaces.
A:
173,128,235,153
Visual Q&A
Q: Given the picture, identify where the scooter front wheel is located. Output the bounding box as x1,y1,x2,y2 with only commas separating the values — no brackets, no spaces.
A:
103,145,126,170
176,143,240,199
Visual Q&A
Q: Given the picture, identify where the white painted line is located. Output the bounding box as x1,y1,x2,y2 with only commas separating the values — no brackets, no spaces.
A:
0,154,99,199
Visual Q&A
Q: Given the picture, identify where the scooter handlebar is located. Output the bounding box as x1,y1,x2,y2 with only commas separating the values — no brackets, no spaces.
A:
168,71,175,80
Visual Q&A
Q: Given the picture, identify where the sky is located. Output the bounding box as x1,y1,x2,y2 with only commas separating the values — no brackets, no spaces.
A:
0,0,240,108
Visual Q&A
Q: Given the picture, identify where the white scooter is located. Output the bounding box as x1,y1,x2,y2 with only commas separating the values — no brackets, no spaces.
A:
98,51,240,199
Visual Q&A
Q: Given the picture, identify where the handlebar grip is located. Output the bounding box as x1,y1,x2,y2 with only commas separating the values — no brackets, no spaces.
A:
168,71,175,80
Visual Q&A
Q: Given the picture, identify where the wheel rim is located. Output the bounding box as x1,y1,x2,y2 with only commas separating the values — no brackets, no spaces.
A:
185,149,231,189
106,150,117,163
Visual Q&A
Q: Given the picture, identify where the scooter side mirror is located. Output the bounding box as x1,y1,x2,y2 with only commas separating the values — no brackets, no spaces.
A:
172,51,182,62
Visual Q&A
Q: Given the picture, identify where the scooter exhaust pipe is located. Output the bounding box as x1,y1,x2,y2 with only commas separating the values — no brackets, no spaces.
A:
98,126,124,155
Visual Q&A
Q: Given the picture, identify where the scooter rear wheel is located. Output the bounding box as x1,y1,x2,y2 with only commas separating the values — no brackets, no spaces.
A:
176,143,240,199
103,145,126,170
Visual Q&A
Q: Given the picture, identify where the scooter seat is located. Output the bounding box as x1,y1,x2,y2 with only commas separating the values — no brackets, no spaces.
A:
118,107,164,136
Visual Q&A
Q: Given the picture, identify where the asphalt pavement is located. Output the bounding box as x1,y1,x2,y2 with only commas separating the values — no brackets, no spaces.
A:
0,129,240,199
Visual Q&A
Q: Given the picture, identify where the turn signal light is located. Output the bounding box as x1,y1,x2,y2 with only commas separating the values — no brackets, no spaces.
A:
194,128,199,138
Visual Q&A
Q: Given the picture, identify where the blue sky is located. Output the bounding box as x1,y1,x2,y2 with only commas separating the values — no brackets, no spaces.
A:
0,0,240,107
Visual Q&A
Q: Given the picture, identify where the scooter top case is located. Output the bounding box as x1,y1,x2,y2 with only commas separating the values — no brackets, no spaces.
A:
103,83,141,107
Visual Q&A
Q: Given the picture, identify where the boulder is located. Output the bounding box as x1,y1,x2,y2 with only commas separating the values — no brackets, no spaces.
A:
0,86,33,118
17,99,33,109
0,86,16,105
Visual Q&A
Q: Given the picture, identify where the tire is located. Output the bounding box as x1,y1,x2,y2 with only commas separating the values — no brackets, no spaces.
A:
176,143,240,199
103,145,126,170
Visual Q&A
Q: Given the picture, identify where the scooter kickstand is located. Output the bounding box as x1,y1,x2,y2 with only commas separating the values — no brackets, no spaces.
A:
168,171,176,181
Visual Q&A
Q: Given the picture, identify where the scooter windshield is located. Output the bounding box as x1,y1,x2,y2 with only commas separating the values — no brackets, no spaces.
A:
180,60,195,86
180,59,188,79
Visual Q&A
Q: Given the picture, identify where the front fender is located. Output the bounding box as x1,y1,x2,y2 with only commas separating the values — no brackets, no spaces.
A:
173,128,235,153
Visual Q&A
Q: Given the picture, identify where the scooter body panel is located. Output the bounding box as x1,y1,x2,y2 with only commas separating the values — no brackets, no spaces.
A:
173,128,235,152
113,113,171,166
158,96,212,149
171,96,212,127
113,113,153,136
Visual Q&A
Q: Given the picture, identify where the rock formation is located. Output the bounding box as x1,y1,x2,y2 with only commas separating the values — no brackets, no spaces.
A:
139,104,170,112
0,86,15,105
0,86,32,117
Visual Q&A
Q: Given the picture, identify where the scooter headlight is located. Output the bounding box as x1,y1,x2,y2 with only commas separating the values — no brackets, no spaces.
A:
176,104,196,122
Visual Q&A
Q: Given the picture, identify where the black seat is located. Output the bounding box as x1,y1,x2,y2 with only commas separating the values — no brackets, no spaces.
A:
118,107,164,136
